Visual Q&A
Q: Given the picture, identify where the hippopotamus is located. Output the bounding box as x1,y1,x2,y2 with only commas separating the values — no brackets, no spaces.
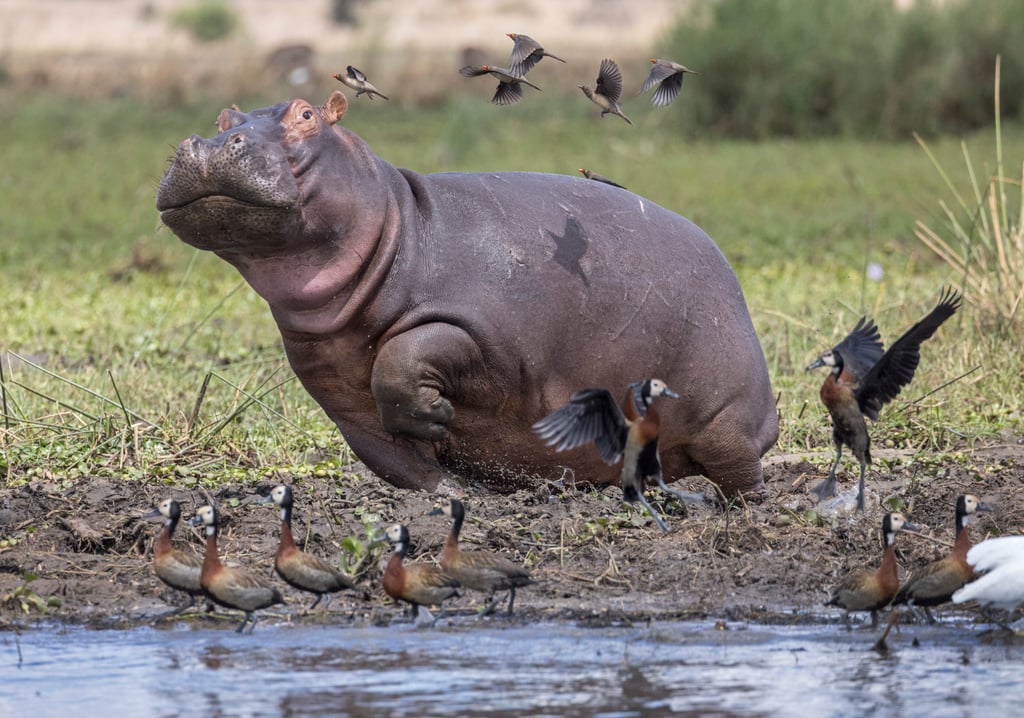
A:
156,91,778,498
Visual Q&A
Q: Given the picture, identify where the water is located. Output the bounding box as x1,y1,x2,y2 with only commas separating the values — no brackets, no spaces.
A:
1,619,1021,717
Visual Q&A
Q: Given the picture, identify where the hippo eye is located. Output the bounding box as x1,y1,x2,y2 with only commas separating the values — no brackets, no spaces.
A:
302,109,313,120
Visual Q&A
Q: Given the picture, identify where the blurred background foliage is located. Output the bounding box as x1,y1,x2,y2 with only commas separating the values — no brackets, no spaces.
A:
664,0,1024,139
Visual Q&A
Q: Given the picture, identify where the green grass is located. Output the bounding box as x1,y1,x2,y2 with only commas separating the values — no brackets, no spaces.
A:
1,92,1021,486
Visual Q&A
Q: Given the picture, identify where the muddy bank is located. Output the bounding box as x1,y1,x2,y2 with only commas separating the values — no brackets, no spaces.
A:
0,443,1021,630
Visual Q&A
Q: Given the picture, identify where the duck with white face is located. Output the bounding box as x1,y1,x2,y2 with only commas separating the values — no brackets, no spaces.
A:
143,498,207,614
262,485,354,611
190,504,283,633
806,287,961,510
533,378,708,532
380,523,460,625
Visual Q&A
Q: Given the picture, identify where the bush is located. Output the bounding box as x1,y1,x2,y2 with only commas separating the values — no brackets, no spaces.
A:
663,0,1024,138
171,1,239,43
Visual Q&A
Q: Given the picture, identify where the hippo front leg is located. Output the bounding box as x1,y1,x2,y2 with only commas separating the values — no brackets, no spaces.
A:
371,321,489,449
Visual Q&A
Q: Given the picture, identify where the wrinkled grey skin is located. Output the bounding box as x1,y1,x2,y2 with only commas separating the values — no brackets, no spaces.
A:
156,91,778,497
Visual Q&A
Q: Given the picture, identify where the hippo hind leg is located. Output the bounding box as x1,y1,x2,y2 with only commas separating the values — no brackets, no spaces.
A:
678,408,777,501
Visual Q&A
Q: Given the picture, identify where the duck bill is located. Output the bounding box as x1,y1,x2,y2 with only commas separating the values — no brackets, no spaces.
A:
805,357,826,371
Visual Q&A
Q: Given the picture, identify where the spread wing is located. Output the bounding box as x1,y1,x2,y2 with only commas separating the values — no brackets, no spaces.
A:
508,34,541,74
834,316,885,383
347,65,367,83
641,61,677,93
650,73,685,107
595,58,623,103
855,288,962,418
532,388,628,464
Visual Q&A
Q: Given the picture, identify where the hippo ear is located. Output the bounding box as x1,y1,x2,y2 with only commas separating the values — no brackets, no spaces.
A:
321,91,348,125
216,104,245,132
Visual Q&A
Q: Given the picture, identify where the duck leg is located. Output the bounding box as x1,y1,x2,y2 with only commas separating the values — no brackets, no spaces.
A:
653,476,707,505
811,445,843,501
856,458,868,511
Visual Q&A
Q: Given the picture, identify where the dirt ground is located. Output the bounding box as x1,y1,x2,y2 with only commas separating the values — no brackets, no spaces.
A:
0,442,1021,631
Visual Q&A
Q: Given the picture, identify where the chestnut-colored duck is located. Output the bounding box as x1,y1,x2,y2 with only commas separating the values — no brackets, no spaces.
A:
144,498,206,613
806,287,961,510
190,504,284,633
263,485,354,611
381,523,460,622
533,378,705,532
431,499,533,616
892,494,994,622
826,511,920,626
953,535,1024,628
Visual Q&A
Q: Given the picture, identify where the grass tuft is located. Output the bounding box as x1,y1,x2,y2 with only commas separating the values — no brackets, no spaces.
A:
914,57,1024,330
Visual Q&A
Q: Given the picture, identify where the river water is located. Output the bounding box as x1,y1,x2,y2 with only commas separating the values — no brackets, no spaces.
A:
1,617,1021,717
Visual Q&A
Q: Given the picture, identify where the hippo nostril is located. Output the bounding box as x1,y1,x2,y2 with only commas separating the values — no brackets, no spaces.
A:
231,133,244,145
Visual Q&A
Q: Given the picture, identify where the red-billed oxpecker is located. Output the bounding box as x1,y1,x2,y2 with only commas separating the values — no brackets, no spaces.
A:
806,287,961,510
506,33,566,77
532,378,705,532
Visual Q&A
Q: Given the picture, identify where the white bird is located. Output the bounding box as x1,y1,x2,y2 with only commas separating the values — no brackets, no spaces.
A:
952,535,1024,628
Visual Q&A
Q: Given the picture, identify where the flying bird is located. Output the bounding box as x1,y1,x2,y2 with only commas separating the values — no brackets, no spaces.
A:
333,65,390,100
533,378,705,532
460,64,542,105
640,58,699,107
578,58,633,126
506,33,566,77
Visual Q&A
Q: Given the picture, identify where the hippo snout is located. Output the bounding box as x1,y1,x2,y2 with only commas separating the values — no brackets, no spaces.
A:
157,128,299,213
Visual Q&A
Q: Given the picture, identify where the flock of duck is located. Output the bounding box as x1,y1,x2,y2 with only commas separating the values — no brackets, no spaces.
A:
143,283,1022,635
146,489,533,633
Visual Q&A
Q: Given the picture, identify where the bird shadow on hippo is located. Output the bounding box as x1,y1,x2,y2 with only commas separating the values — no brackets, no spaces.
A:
156,90,778,507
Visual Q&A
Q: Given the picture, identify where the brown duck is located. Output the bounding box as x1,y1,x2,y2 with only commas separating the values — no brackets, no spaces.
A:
190,504,284,633
891,494,994,622
145,498,206,614
806,287,961,510
381,523,460,623
826,511,920,626
263,485,354,611
430,499,533,615
533,378,705,533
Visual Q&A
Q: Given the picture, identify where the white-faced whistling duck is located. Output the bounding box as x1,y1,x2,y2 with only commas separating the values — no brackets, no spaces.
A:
429,498,533,616
189,504,284,633
262,485,354,611
532,378,706,532
953,535,1024,629
144,498,206,614
891,494,993,623
381,523,460,623
806,287,961,511
825,511,920,627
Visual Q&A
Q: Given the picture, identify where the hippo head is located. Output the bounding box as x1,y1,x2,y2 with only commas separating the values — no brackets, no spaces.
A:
156,92,350,253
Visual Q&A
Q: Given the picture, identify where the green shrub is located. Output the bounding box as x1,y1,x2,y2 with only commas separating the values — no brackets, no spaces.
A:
663,0,1024,138
171,1,239,43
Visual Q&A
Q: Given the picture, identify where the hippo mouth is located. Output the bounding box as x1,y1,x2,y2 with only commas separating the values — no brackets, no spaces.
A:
158,193,302,251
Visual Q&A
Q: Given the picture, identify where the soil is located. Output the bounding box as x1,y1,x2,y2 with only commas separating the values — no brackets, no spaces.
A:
0,443,1021,631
